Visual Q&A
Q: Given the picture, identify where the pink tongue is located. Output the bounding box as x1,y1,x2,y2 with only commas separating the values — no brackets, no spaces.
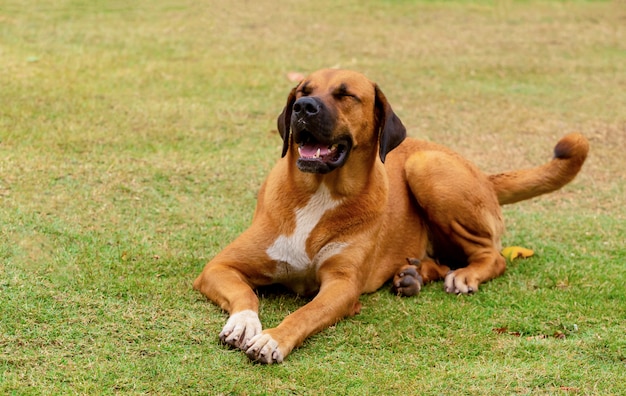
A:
300,144,330,158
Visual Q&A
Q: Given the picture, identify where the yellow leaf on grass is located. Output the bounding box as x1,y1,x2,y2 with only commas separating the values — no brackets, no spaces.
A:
502,246,534,261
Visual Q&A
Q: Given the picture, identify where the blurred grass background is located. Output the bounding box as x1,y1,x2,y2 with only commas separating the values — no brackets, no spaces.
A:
1,0,625,394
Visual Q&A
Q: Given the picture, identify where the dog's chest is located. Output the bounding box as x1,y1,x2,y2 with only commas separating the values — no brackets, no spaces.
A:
266,185,347,293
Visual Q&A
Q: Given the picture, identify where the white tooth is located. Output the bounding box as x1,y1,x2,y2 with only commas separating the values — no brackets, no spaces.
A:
298,147,302,156
315,148,321,158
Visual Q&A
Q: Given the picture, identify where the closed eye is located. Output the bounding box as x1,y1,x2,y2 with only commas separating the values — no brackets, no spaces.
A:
333,84,360,101
335,91,354,98
297,81,313,97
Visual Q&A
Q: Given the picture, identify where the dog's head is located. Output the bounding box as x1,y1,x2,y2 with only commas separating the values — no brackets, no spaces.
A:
277,69,406,174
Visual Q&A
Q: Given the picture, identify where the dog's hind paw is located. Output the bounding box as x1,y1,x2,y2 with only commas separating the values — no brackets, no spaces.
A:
444,269,477,294
219,310,262,350
393,259,423,297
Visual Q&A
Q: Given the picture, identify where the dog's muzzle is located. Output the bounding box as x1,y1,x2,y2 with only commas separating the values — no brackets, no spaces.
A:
291,97,352,174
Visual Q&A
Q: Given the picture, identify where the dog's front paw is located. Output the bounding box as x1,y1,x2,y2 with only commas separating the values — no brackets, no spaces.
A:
245,332,285,364
444,269,478,294
219,310,262,350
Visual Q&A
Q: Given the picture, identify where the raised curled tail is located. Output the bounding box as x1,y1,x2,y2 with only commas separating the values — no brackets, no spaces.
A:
489,133,589,205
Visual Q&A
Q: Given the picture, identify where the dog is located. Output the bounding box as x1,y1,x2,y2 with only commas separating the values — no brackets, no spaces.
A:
193,69,589,364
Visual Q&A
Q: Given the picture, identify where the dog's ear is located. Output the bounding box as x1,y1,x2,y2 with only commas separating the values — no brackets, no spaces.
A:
277,86,298,158
375,84,406,163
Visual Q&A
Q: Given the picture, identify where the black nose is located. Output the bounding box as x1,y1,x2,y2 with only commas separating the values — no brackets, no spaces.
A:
292,97,321,117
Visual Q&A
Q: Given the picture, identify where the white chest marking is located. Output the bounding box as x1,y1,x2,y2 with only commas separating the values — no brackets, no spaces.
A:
266,185,343,271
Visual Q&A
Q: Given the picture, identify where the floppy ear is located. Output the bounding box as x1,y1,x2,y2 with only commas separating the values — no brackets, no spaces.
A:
374,84,406,163
277,87,298,158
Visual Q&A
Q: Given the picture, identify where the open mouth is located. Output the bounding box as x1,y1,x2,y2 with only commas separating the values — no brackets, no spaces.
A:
295,131,351,174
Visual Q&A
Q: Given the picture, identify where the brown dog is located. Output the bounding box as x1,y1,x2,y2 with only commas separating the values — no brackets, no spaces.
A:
193,69,588,364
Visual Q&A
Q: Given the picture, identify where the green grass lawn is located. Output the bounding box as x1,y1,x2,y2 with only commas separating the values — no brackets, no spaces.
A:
1,0,625,394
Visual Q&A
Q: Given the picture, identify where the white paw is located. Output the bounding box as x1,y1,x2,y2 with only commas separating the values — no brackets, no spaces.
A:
219,310,262,349
245,333,284,364
444,270,475,294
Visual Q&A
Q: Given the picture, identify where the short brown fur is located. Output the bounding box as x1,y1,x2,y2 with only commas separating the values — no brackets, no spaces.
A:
193,69,588,364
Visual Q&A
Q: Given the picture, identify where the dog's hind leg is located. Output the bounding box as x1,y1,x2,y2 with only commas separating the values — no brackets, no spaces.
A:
404,150,506,294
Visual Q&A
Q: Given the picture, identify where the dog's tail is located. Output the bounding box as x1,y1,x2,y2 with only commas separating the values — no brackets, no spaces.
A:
489,133,589,205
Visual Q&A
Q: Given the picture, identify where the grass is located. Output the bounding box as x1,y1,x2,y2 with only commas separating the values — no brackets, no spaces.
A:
1,0,625,394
